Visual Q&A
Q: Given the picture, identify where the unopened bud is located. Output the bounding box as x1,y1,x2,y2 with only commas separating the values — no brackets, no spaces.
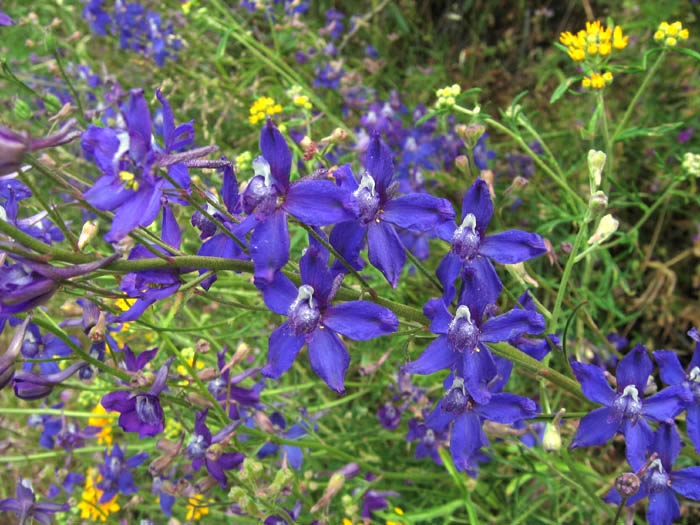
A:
310,473,345,513
588,214,619,245
185,392,214,408
243,458,264,481
542,409,565,452
300,136,314,149
77,220,98,250
196,367,218,381
88,313,106,343
588,191,608,215
480,170,496,198
614,472,640,497
508,262,539,288
254,411,275,434
270,467,293,492
455,155,470,174
587,150,606,190
195,339,210,354
504,176,529,195
457,123,486,149
14,99,32,121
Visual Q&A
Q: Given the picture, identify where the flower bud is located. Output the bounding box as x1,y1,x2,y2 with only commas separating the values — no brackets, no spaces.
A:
0,316,32,390
588,191,608,215
614,472,640,497
310,473,345,513
682,152,700,178
455,155,470,174
457,124,486,149
254,411,275,434
587,150,606,190
588,214,619,245
243,458,264,481
78,220,98,249
195,339,210,354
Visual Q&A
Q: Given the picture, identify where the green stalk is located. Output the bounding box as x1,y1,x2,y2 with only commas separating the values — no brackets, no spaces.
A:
0,443,156,463
612,50,667,142
549,220,588,333
0,408,118,419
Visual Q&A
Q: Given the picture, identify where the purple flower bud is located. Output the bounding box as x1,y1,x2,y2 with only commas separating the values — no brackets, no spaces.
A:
452,213,481,260
614,472,640,497
13,361,87,400
447,306,480,353
0,120,80,176
287,285,321,336
0,316,31,389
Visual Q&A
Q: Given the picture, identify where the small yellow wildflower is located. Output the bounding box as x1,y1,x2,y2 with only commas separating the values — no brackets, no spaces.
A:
249,96,283,125
560,21,627,62
112,298,136,347
293,95,312,110
181,0,194,14
394,507,404,515
654,20,690,46
89,403,116,446
435,84,461,109
343,519,353,525
78,469,120,522
185,494,214,521
581,71,613,89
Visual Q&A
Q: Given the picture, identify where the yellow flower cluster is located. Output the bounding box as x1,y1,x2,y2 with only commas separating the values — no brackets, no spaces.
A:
582,71,613,89
435,84,461,109
186,494,214,521
88,403,116,446
78,469,120,522
560,21,628,61
559,21,628,90
249,96,282,125
654,21,689,47
293,95,312,110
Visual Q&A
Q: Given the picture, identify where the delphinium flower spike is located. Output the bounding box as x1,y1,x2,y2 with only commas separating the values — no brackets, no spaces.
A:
259,231,398,392
570,345,686,467
329,132,455,287
96,444,149,503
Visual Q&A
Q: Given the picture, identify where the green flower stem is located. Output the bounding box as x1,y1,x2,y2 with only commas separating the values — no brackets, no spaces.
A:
33,310,131,382
453,105,585,211
0,443,157,464
548,220,588,334
612,50,667,142
487,342,585,401
597,90,615,191
0,407,118,419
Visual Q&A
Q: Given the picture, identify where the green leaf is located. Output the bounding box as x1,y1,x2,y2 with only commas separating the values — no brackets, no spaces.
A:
415,110,445,126
550,77,577,104
615,122,684,141
216,28,233,60
378,500,464,523
438,447,478,524
675,46,700,63
388,3,410,33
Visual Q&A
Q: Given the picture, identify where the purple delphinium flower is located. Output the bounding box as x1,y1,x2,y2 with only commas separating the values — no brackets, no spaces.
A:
259,231,398,392
570,345,686,467
404,293,545,404
82,88,195,242
0,477,69,524
377,402,401,430
323,9,345,39
329,133,455,287
256,411,309,470
436,178,547,302
242,119,358,286
47,469,85,499
654,327,700,453
81,0,111,35
151,474,176,517
406,414,447,465
186,409,244,488
19,323,74,375
2,184,63,245
472,132,496,170
425,373,538,472
96,443,149,503
207,348,259,420
101,357,174,438
604,423,700,525
359,473,399,519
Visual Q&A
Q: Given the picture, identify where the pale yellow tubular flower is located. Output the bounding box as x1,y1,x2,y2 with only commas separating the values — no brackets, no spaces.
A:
680,28,689,40
654,30,665,41
666,37,677,47
599,41,611,56
582,77,592,88
587,43,598,55
613,26,628,49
